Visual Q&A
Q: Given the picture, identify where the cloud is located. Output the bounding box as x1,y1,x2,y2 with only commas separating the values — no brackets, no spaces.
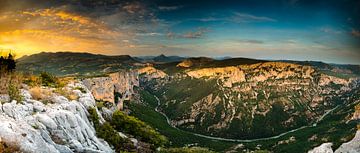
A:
235,39,265,44
0,0,166,56
166,28,209,39
158,6,182,11
231,12,276,23
320,27,342,34
351,29,360,37
194,12,276,23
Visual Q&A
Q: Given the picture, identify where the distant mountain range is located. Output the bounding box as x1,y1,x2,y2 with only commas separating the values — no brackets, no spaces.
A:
17,52,360,77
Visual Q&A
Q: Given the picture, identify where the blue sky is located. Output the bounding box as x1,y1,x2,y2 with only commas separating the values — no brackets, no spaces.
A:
0,0,359,64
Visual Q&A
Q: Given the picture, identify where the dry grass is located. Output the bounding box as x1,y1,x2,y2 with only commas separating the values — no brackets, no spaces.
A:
0,71,22,94
0,141,20,153
29,87,53,104
54,87,79,101
0,70,23,103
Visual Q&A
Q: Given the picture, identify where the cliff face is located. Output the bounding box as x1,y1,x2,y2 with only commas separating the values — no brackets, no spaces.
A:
138,66,167,81
144,62,359,139
0,82,113,153
82,71,139,110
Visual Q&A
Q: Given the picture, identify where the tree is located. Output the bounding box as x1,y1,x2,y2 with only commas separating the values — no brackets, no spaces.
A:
0,53,16,72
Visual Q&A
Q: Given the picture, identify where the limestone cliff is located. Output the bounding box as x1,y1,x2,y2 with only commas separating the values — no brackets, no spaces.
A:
138,66,167,81
147,61,358,139
0,82,113,153
82,71,139,110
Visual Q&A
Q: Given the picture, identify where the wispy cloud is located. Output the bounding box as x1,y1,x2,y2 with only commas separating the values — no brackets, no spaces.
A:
194,12,276,23
158,6,183,11
320,27,342,34
167,28,209,39
234,39,265,44
231,12,276,23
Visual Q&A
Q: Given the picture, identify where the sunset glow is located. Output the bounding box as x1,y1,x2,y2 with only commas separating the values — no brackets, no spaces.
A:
0,0,359,63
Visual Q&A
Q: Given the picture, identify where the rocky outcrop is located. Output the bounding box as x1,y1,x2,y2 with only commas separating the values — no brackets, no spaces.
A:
186,66,245,87
138,66,167,81
0,82,113,153
335,131,360,153
82,71,139,110
177,60,193,68
308,143,333,153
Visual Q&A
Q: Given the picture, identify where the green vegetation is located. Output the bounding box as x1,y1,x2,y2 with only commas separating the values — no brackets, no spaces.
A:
88,107,135,152
159,147,216,153
111,110,168,149
128,90,235,152
74,86,86,93
17,52,138,76
40,72,65,87
154,76,217,119
127,88,359,153
7,82,23,103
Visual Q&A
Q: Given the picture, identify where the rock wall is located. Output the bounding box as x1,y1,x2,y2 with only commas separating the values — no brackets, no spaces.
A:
138,66,167,81
0,83,113,153
82,71,139,110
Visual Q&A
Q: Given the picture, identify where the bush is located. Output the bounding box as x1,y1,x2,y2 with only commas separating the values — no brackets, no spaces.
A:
74,87,87,93
40,72,59,87
23,75,41,87
8,82,23,103
87,107,135,152
111,110,168,149
0,53,16,72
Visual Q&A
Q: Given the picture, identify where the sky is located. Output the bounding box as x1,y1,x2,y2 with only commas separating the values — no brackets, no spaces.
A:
0,0,359,64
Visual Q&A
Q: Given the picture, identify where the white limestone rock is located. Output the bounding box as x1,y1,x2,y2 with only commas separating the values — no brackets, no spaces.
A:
308,143,333,153
0,83,114,153
335,131,360,153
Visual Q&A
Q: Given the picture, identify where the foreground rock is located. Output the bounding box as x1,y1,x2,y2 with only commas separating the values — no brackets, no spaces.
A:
0,83,113,153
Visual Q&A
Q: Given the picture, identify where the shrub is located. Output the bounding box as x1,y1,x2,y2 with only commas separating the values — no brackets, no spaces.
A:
40,72,58,87
8,82,23,103
0,53,16,72
23,75,41,87
111,110,168,149
87,107,135,152
74,87,87,93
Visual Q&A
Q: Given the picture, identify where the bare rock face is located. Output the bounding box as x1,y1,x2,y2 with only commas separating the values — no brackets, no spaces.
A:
308,143,333,153
138,66,167,81
82,71,139,110
186,66,245,88
0,83,113,153
177,59,193,68
335,131,360,153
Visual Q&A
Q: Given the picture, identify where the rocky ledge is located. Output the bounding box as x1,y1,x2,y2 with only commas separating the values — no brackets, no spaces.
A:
0,82,113,153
